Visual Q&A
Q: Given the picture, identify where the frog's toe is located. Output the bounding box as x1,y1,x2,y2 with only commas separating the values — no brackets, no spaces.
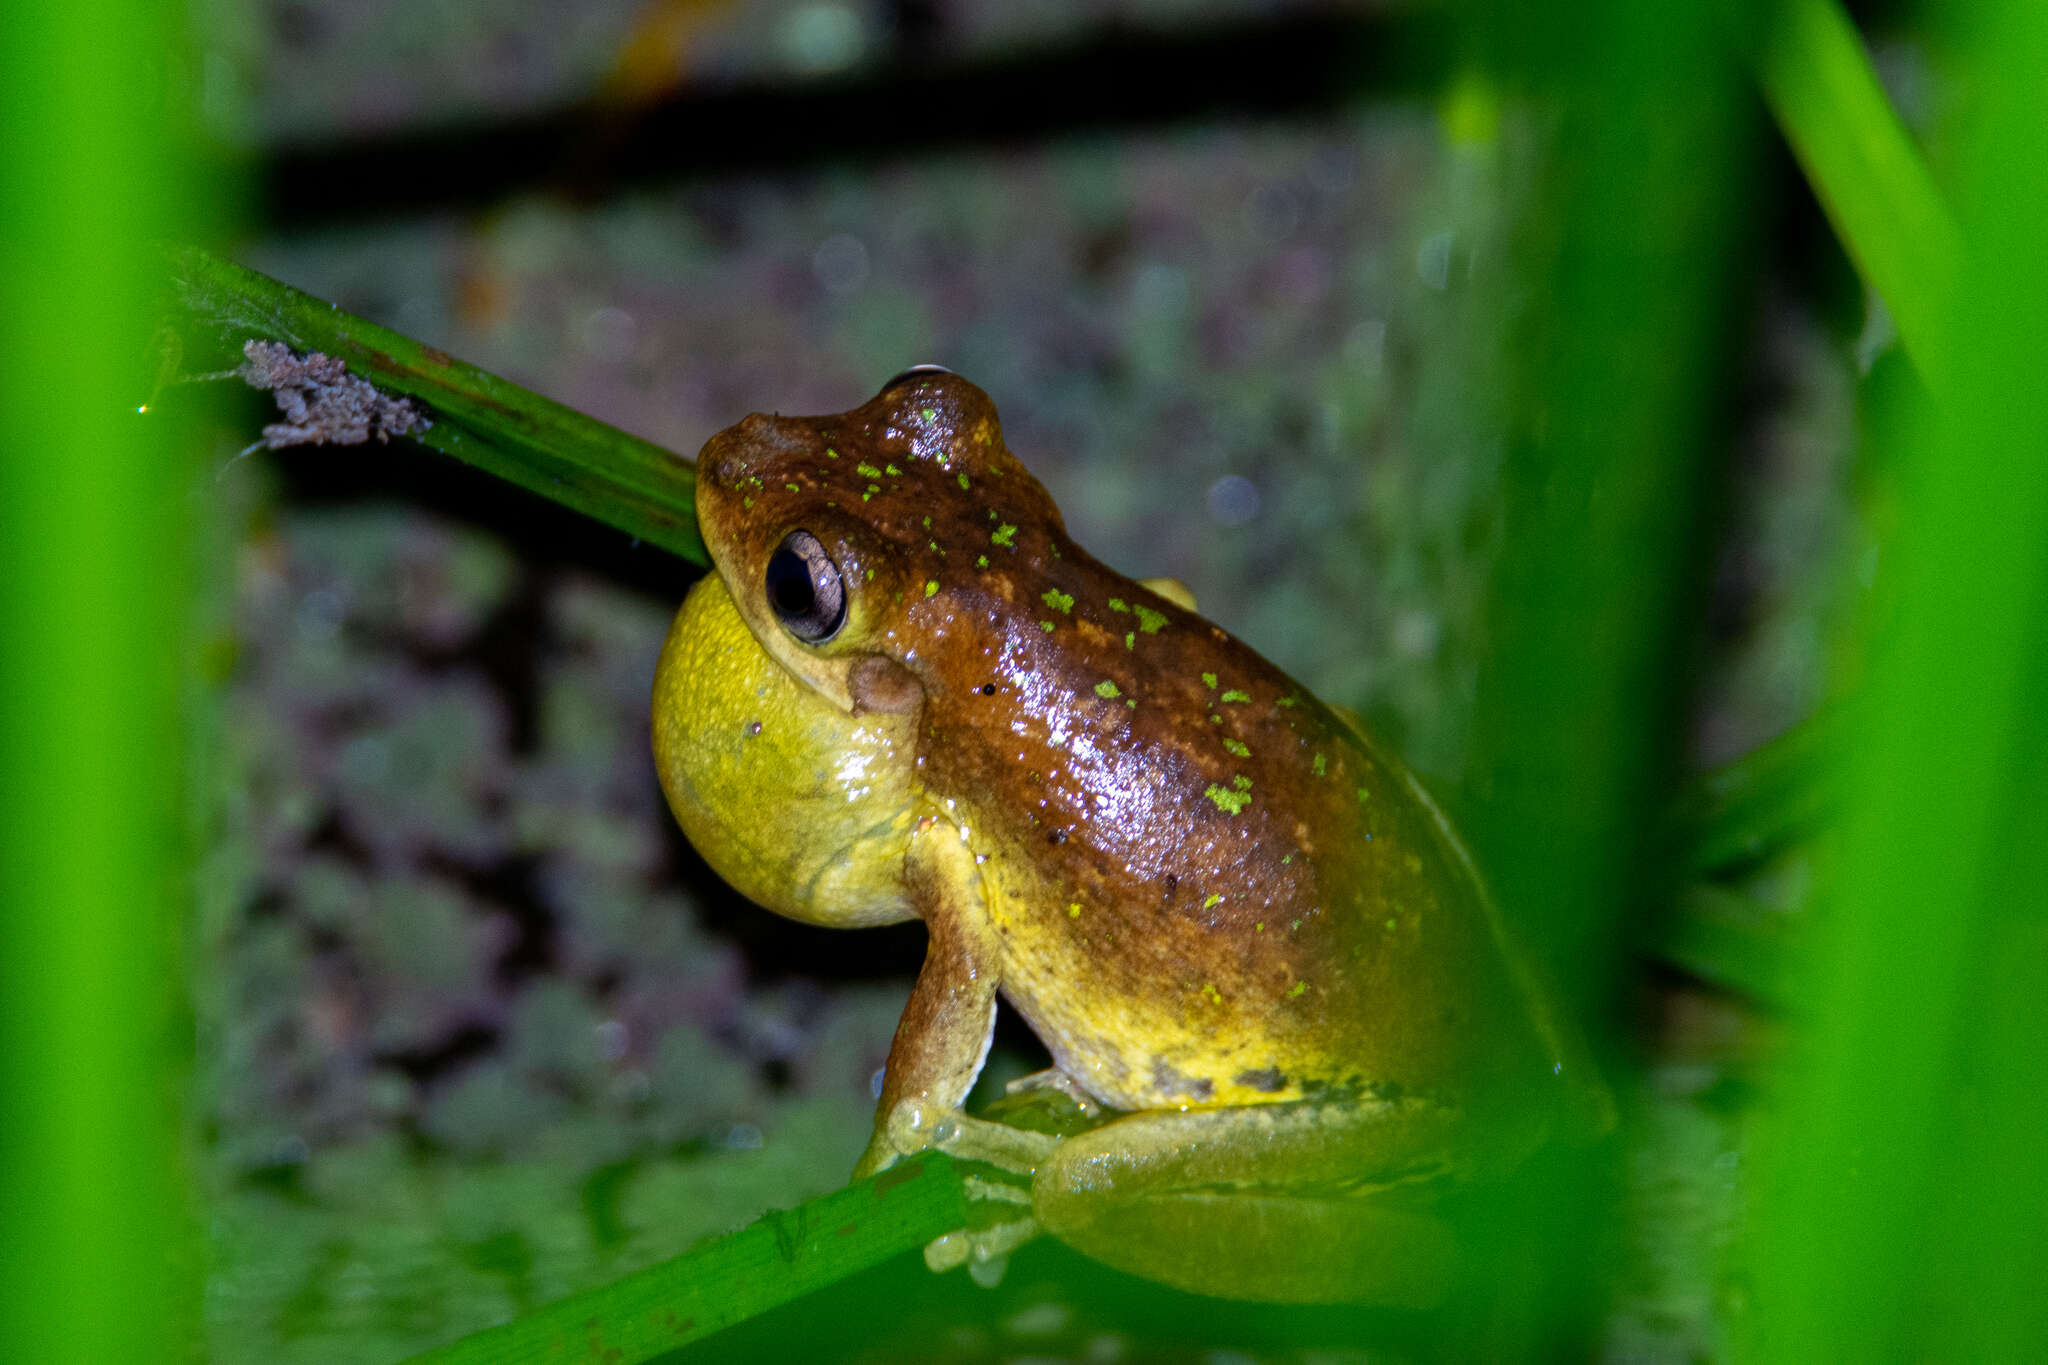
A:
879,1100,1060,1175
923,1214,1041,1287
1001,1067,1104,1118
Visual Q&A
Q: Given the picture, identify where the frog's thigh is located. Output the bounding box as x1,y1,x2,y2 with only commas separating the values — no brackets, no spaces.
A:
1033,1100,1461,1306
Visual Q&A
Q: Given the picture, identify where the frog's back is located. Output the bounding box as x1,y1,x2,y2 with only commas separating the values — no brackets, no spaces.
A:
915,538,1552,1117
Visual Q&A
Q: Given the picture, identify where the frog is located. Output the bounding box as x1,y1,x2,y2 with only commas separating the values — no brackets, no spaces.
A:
650,367,1609,1305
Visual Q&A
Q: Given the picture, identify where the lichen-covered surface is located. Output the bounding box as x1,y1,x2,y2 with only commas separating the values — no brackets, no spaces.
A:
193,4,1870,1360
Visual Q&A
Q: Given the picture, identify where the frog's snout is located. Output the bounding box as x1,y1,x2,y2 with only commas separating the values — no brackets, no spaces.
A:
700,413,811,492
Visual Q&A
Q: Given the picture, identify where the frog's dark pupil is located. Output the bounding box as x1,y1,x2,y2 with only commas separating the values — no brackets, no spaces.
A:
766,547,814,617
979,683,997,696
766,530,846,643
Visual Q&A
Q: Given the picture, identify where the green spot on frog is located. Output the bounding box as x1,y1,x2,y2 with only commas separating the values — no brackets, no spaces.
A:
1356,788,1372,803
957,472,971,489
922,516,932,528
1312,753,1327,777
976,555,989,568
1125,698,1137,709
1204,784,1250,814
1201,672,1218,689
1202,893,1224,909
1069,903,1082,918
991,524,1018,548
1223,738,1250,758
785,482,800,492
865,568,874,581
1200,983,1223,1005
925,581,939,598
1281,853,1294,865
1277,695,1298,708
1287,980,1309,999
825,447,839,459
920,408,935,422
1124,632,1135,650
856,462,882,478
1040,621,1055,632
1232,775,1252,792
743,495,754,508
1108,598,1129,613
1221,689,1251,704
1043,589,1074,614
886,463,903,476
1135,606,1167,634
1094,681,1121,699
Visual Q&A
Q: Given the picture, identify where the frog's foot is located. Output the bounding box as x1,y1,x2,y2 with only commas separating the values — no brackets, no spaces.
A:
1001,1067,1104,1119
873,1098,1061,1176
924,1176,1042,1288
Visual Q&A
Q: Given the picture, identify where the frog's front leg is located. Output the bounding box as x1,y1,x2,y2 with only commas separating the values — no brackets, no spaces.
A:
1033,1094,1466,1306
853,817,1058,1181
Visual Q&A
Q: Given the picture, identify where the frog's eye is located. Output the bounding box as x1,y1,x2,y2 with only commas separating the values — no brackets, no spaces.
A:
765,530,846,644
882,363,951,391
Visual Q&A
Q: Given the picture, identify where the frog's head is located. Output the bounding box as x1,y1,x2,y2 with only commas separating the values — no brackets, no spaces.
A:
694,368,1064,715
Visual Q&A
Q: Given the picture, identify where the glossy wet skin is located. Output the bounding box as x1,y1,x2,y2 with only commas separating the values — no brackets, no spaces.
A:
653,370,1602,1303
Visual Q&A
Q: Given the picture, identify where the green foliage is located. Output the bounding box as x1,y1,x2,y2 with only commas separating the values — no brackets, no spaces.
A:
0,2,196,1360
1748,1,2048,1355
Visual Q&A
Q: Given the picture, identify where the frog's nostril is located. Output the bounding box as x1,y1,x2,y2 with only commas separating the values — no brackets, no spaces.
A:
716,459,740,484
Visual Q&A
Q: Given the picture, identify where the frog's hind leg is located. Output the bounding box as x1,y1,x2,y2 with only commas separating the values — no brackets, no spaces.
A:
1031,1097,1465,1306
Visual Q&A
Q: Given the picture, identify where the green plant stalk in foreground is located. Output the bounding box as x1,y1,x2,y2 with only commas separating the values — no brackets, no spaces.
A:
402,1155,968,1365
1,3,196,1361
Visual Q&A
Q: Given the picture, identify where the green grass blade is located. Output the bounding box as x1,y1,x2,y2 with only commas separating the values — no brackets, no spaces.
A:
1748,0,2048,1354
1666,708,1845,878
0,3,197,1360
164,245,707,566
1748,0,1961,392
402,1155,969,1365
1457,0,1757,1341
1645,885,1797,1008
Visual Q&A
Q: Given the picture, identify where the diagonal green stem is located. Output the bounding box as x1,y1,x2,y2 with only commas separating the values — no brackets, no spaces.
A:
163,245,706,565
1747,0,1960,392
400,1155,968,1365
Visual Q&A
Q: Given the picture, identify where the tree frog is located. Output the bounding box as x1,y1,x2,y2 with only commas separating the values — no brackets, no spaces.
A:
651,368,1607,1305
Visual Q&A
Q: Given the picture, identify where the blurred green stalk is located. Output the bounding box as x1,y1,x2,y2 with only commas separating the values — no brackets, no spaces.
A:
1457,0,1757,1346
1749,0,1960,393
0,3,197,1362
1749,0,2048,1356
